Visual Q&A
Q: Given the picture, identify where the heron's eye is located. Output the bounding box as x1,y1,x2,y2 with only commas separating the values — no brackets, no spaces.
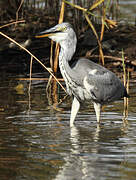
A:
62,26,67,32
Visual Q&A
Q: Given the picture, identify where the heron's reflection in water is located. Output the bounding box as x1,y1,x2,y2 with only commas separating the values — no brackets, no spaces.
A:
55,124,101,180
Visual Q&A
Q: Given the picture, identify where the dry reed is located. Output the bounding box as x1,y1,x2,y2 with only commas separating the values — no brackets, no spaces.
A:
0,31,66,93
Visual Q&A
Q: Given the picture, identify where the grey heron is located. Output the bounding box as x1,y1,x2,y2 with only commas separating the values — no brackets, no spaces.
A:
36,22,129,127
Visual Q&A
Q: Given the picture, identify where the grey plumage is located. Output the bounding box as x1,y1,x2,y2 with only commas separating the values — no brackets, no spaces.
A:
36,22,129,126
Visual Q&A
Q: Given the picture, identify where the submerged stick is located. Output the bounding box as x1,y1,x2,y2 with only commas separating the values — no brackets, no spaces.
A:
122,49,129,118
49,1,65,105
28,56,33,113
28,56,33,93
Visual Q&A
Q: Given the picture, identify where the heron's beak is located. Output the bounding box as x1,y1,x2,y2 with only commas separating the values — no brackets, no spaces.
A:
35,31,54,38
35,28,61,38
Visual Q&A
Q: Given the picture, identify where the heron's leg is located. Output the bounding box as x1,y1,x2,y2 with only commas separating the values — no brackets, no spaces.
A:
70,97,80,127
93,102,101,123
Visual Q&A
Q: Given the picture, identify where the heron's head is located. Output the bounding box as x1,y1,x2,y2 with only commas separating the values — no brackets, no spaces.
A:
35,22,77,47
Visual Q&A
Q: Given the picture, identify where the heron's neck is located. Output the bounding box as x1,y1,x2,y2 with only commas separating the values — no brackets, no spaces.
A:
59,40,77,89
59,40,76,72
60,38,76,61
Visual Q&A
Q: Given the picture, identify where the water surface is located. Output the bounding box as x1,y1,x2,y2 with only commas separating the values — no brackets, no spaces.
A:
0,76,136,180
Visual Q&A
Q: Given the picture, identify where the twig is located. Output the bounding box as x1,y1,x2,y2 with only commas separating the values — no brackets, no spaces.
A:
88,55,128,62
13,77,64,81
0,20,25,29
54,1,65,73
28,56,33,93
0,31,66,93
16,0,24,23
28,56,33,113
84,13,104,65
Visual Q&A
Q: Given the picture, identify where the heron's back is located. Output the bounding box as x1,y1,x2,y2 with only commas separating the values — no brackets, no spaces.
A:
70,58,129,104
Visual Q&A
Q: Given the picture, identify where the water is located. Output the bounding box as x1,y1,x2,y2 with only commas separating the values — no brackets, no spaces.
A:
118,0,136,24
0,76,136,180
0,0,136,179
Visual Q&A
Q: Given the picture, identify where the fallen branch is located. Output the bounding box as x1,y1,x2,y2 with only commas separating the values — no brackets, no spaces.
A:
13,78,64,81
0,31,66,93
89,55,129,62
0,20,25,29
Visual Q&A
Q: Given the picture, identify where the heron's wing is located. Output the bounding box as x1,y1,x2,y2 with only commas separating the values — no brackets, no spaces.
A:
84,71,125,103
